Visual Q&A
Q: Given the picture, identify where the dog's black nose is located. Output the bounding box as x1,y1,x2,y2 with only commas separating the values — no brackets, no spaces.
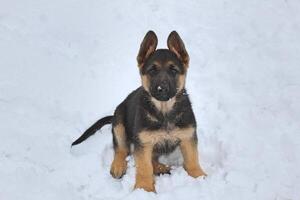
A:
156,81,169,94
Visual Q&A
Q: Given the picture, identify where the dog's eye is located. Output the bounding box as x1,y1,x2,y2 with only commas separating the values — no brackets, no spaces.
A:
169,65,179,75
148,65,158,75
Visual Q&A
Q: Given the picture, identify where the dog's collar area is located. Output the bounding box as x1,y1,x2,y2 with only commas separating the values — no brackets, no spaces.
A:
141,87,187,115
150,96,176,114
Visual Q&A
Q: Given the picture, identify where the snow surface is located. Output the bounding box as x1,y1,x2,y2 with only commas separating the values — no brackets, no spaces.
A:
1,0,300,199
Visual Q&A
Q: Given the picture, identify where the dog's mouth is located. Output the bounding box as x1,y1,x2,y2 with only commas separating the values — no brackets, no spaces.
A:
152,93,172,101
150,85,177,101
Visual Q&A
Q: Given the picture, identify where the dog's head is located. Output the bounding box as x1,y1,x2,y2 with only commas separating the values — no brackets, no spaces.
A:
137,31,189,101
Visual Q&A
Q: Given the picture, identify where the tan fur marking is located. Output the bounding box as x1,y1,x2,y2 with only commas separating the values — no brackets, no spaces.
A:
114,124,127,148
180,139,206,178
178,74,186,91
141,75,150,92
110,124,128,178
151,97,176,114
138,126,195,146
134,145,155,192
152,61,162,68
110,148,128,178
165,60,176,67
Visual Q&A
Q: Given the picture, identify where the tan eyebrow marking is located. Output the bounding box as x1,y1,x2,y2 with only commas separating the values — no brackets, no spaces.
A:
152,61,162,68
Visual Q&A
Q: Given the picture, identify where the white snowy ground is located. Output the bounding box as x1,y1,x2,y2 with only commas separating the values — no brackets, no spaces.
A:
1,0,300,199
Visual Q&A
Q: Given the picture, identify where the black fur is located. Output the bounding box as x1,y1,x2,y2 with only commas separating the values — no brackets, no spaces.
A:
71,116,113,146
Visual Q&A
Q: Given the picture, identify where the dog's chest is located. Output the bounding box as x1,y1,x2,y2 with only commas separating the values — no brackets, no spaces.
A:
152,127,181,154
165,121,176,133
148,125,181,145
147,114,183,143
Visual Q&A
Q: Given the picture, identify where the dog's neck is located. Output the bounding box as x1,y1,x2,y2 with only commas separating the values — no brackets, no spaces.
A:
151,97,176,114
149,89,186,114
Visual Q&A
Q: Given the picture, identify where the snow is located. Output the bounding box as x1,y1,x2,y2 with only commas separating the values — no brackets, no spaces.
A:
1,0,300,199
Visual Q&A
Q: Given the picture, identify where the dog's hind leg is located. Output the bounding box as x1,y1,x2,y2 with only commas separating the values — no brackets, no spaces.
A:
110,119,129,179
152,155,171,175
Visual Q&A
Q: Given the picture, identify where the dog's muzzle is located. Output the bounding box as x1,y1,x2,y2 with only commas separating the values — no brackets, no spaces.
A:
151,80,176,101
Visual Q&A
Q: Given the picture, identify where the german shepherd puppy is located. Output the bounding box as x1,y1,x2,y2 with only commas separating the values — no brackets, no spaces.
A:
72,31,206,192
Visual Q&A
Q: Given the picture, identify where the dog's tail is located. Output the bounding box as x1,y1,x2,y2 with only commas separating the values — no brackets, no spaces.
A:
71,115,113,146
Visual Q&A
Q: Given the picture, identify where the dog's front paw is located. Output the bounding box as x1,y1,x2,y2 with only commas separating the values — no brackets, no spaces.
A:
134,177,155,192
184,166,207,178
110,159,127,179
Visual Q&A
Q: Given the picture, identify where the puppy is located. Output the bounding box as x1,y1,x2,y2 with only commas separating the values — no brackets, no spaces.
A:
72,31,206,192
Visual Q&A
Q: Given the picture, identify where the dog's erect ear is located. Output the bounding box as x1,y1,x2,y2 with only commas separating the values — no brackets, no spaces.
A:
137,31,158,68
167,31,189,67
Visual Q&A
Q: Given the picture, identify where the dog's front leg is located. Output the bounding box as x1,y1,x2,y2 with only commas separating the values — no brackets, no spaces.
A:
180,137,206,178
134,145,155,192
